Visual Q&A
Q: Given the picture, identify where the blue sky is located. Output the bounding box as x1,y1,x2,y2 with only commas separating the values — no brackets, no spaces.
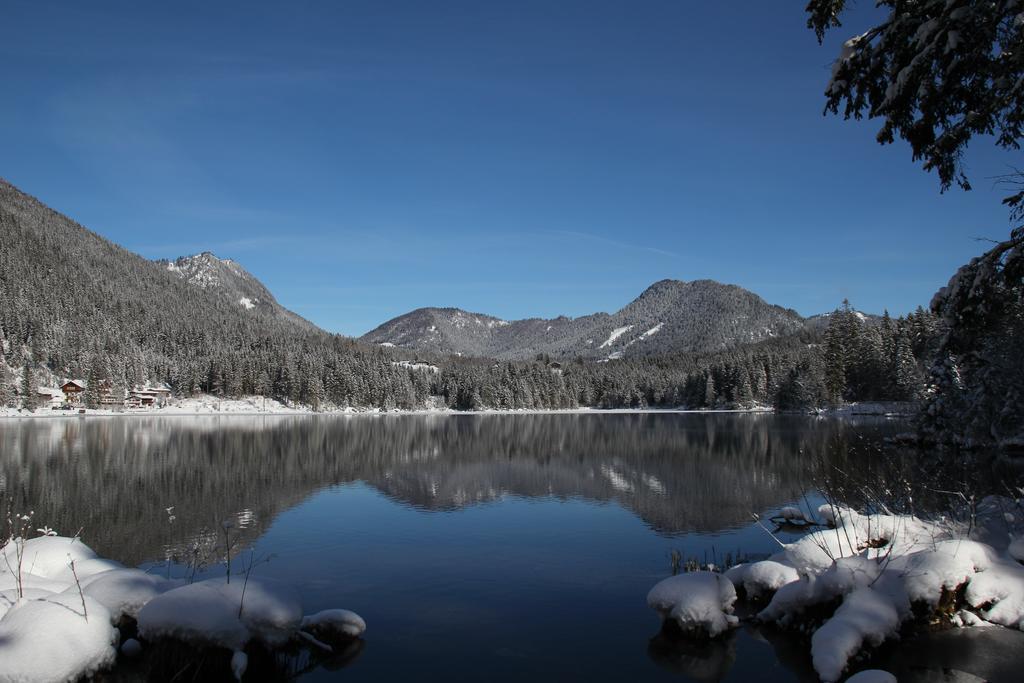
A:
2,1,1018,336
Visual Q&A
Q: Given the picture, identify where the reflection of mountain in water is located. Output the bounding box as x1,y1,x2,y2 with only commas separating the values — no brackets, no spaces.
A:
0,414,893,565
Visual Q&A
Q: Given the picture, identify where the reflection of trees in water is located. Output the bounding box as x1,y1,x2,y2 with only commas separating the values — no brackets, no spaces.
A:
0,414,895,566
648,626,738,682
648,622,822,683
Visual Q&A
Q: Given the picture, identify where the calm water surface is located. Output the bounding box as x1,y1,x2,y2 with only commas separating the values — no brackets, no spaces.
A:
0,413,1019,682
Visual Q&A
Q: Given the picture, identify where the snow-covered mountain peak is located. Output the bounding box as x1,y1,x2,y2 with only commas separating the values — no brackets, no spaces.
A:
361,280,808,361
155,252,317,329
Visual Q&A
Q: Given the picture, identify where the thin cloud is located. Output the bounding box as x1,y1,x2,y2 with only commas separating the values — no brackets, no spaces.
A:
128,235,299,258
550,230,678,258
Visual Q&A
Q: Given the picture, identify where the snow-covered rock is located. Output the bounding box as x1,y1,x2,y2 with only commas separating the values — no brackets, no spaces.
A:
1,536,100,580
697,507,1024,681
964,558,1024,629
0,592,118,683
1,536,366,681
75,569,184,621
301,609,368,640
811,588,900,682
646,571,738,637
725,560,799,599
778,506,806,522
136,577,302,650
886,540,995,608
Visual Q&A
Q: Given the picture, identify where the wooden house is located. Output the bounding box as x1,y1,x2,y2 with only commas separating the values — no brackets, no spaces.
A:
61,380,86,404
97,379,123,407
128,384,172,408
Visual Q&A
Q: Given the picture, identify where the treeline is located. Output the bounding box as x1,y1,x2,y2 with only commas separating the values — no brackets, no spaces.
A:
1,302,940,413
430,303,940,411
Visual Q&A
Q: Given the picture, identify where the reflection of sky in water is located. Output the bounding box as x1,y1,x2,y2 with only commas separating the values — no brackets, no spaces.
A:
257,482,816,682
2,414,1020,681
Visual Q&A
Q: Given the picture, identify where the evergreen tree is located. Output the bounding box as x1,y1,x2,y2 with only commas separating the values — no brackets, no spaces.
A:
20,364,36,411
892,330,921,401
84,353,108,409
806,0,1024,194
0,341,12,407
0,368,13,408
822,308,849,403
307,374,326,411
704,373,716,408
806,1,1024,445
735,370,754,408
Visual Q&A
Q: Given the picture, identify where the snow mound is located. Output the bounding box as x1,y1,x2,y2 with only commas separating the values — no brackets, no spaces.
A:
137,577,302,650
137,579,250,650
232,578,304,647
0,572,69,594
301,609,367,639
0,592,118,683
964,557,1024,629
646,572,738,637
1,536,366,680
886,540,995,608
0,588,61,619
778,506,806,522
74,569,184,621
725,560,799,599
811,588,900,682
646,496,1024,680
1,536,100,580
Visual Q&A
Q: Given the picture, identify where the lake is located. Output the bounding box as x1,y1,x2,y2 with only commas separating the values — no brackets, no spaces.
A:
1,413,1020,682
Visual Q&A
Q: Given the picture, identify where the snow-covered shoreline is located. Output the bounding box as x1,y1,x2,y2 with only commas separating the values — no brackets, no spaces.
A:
647,500,1024,682
0,535,366,681
0,396,907,420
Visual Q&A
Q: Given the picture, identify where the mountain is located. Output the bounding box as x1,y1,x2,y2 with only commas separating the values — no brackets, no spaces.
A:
0,178,937,413
157,252,317,331
0,177,423,407
361,279,806,360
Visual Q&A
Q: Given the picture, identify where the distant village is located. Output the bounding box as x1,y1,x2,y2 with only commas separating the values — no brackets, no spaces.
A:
35,380,173,411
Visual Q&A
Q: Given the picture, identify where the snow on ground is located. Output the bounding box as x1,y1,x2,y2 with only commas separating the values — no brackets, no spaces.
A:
0,403,788,420
778,506,806,522
598,325,633,349
725,560,799,600
391,360,440,374
824,401,918,417
639,322,663,339
649,504,1024,682
0,590,118,682
811,587,900,682
647,571,738,637
238,297,256,310
0,536,365,681
623,322,665,349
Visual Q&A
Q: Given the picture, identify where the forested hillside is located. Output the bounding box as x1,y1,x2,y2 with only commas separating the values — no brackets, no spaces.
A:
0,179,425,408
159,251,318,332
0,178,940,413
